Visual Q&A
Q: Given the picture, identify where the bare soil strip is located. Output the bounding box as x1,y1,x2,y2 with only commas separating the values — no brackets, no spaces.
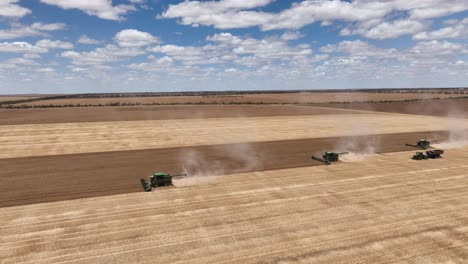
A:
0,113,464,159
1,149,466,263
0,105,355,125
327,98,468,117
0,131,449,208
1,99,467,126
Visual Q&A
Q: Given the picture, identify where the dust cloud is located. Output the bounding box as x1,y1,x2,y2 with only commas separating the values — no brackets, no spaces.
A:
335,116,380,162
173,142,262,187
433,108,468,149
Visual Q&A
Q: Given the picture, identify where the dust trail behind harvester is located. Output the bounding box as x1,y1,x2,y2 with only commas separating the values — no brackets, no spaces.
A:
335,115,380,162
173,149,223,187
433,108,468,149
173,141,262,187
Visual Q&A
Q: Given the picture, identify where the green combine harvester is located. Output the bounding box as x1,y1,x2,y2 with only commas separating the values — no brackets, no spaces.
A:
312,152,349,165
405,139,437,150
412,149,444,160
140,172,187,192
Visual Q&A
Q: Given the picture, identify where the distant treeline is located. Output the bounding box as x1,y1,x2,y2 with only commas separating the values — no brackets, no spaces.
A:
2,96,467,109
1,87,468,105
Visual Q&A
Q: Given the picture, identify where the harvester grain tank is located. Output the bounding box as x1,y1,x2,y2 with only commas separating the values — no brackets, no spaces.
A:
140,172,187,192
405,139,437,150
412,149,444,160
312,152,349,165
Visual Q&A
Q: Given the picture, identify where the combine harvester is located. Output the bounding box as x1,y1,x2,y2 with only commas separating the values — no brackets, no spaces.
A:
405,139,437,150
412,149,444,160
312,152,349,165
140,172,187,192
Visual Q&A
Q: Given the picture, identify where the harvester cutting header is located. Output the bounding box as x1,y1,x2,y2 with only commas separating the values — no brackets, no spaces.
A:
140,172,187,192
312,151,348,165
405,139,437,150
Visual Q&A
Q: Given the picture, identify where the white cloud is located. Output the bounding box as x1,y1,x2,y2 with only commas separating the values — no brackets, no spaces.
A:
0,0,31,18
343,19,427,39
320,40,397,58
0,22,66,40
410,40,467,55
4,57,39,66
128,56,174,71
40,0,136,20
280,31,304,41
36,39,74,49
414,18,468,40
0,42,47,53
262,0,390,31
161,0,389,30
114,29,159,47
208,33,312,59
161,0,274,29
61,44,145,65
224,68,238,73
160,0,468,38
147,32,313,67
409,1,468,20
78,35,101,45
31,22,65,31
23,54,41,59
149,45,206,64
36,67,55,73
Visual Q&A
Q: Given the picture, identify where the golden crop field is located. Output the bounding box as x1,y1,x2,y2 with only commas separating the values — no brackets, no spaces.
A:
0,102,467,263
1,149,466,264
0,111,466,159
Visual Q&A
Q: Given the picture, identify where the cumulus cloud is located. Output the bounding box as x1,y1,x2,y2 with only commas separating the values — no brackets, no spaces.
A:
410,40,467,56
208,32,312,59
36,67,55,73
23,54,41,59
4,57,39,66
0,42,47,53
36,39,73,49
160,0,274,29
40,0,136,20
78,35,101,44
320,40,397,58
146,32,312,66
414,18,468,40
61,44,145,65
160,0,468,40
0,0,31,18
0,22,66,40
409,1,468,20
281,31,304,41
114,29,159,47
149,45,205,64
343,19,427,39
128,56,174,71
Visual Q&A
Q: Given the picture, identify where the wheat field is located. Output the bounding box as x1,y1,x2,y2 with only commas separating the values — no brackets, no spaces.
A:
1,149,466,263
0,111,466,159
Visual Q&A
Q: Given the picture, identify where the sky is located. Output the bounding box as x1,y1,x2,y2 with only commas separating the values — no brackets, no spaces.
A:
0,0,467,94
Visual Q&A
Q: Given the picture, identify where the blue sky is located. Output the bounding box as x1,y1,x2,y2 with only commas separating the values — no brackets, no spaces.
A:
0,0,467,94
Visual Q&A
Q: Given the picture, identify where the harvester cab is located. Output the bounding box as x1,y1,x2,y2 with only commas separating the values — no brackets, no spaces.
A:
406,139,437,150
140,172,187,192
312,152,349,165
